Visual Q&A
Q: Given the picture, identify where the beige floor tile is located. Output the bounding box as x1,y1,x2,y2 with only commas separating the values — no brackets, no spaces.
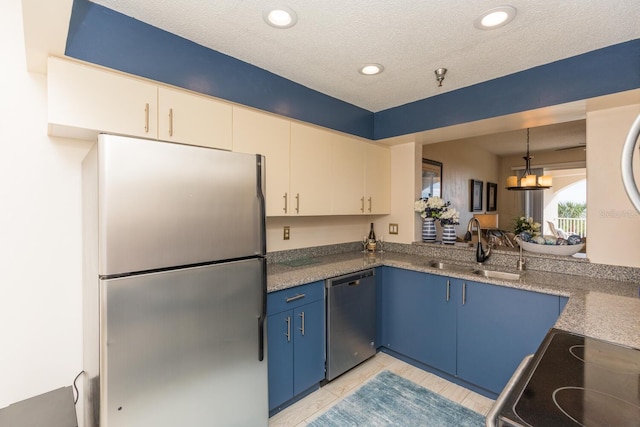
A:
322,358,385,398
438,380,471,404
461,390,495,416
370,351,397,367
418,371,449,394
268,388,337,427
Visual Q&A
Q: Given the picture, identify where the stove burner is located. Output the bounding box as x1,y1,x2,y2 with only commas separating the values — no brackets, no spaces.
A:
553,386,640,427
569,343,640,375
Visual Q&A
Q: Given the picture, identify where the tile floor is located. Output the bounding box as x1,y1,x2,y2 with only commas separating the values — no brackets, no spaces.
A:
268,352,495,426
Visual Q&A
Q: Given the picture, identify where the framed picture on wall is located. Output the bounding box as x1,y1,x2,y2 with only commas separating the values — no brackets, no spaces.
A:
486,182,498,211
470,179,483,211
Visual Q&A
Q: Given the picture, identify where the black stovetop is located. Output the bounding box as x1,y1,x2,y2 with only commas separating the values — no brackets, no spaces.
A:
499,328,640,427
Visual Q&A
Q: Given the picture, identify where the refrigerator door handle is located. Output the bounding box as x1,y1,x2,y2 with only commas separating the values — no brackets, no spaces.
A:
258,257,267,361
256,154,267,362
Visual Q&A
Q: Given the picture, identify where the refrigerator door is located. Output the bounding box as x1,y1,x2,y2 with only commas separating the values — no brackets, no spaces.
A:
99,259,267,427
95,134,265,276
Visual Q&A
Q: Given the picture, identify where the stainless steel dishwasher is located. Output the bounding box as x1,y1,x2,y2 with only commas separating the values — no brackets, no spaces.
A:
325,269,376,381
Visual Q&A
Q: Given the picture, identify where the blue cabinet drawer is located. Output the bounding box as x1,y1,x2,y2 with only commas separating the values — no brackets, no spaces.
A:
267,281,325,315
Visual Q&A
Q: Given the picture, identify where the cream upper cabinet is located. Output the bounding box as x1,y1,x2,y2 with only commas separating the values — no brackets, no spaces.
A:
365,143,391,214
48,57,158,139
158,87,232,150
290,123,333,216
331,135,365,214
233,107,291,216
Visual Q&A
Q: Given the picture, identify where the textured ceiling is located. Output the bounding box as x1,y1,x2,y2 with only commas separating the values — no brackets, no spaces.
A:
89,0,640,113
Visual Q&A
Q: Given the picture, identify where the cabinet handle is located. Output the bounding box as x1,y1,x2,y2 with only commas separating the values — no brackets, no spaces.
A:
283,193,288,214
285,316,291,342
360,197,365,213
144,103,149,133
168,108,174,137
462,282,467,305
368,197,372,213
446,280,450,302
286,294,305,303
299,311,305,336
295,193,300,214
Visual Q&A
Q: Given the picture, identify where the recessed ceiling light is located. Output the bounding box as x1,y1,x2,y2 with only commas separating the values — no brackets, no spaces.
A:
263,6,298,29
474,6,517,30
359,64,384,75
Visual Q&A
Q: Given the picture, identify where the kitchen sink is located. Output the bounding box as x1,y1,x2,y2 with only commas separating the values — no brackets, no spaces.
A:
472,269,521,281
428,261,473,273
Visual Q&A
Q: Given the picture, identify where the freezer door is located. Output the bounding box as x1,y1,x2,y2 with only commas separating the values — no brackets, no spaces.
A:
94,134,265,276
99,259,268,427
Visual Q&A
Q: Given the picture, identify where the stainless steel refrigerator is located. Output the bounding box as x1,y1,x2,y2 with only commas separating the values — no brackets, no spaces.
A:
82,134,268,427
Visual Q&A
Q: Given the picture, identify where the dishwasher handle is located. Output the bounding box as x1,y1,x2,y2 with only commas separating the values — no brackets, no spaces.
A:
485,354,533,427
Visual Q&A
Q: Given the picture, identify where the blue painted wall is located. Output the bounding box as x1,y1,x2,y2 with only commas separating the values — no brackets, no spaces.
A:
374,40,640,139
65,0,640,141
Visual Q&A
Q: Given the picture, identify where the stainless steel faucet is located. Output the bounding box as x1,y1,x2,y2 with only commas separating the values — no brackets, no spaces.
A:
464,217,492,263
517,241,526,270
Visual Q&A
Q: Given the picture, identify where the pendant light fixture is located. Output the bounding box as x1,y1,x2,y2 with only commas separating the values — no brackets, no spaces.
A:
506,128,552,191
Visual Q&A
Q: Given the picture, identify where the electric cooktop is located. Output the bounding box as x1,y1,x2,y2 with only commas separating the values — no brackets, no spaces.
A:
498,328,640,427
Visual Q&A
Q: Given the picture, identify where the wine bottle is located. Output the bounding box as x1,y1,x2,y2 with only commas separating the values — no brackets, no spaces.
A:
367,222,377,252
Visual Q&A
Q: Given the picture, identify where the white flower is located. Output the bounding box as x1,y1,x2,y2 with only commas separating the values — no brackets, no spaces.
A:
425,196,446,210
439,207,460,225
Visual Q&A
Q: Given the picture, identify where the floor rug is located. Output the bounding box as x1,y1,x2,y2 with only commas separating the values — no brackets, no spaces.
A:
308,370,486,427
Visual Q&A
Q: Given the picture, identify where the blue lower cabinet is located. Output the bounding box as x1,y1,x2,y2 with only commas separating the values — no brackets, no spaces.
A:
380,267,561,396
267,281,325,413
456,280,559,394
380,268,456,375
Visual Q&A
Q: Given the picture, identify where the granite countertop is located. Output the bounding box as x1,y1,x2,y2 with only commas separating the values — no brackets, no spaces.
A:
267,251,640,349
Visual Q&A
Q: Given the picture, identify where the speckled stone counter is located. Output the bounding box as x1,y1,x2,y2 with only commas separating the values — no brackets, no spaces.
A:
267,251,640,350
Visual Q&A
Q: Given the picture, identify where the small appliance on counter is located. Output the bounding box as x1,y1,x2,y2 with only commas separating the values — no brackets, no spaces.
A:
488,328,640,426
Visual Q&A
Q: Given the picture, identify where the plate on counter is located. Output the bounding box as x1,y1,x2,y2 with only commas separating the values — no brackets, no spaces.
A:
517,239,584,256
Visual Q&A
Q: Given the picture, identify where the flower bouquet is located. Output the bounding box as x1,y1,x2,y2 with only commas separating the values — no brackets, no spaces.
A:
414,196,448,219
439,207,460,225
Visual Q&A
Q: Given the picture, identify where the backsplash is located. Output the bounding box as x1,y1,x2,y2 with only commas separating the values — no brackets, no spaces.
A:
267,241,640,284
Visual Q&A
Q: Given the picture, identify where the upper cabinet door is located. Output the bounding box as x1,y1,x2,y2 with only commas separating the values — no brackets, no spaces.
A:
233,107,291,216
48,57,158,139
158,87,232,150
290,123,333,216
365,144,391,214
331,134,365,214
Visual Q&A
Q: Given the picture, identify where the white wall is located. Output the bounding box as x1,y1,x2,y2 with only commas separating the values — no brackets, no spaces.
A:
587,104,640,267
1,0,92,415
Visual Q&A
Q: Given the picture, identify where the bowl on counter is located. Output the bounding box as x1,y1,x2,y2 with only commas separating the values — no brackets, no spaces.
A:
517,239,584,256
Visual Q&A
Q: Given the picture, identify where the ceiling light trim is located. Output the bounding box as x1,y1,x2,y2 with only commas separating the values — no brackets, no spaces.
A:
359,64,384,76
263,6,298,29
474,6,517,30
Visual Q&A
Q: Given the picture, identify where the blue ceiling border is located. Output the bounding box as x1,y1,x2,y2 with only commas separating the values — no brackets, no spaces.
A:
65,0,640,142
374,39,640,140
65,0,374,139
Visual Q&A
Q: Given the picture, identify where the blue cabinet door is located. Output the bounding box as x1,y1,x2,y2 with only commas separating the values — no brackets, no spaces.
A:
380,267,430,359
380,268,456,372
293,299,325,395
420,274,457,375
457,280,559,394
267,310,294,410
